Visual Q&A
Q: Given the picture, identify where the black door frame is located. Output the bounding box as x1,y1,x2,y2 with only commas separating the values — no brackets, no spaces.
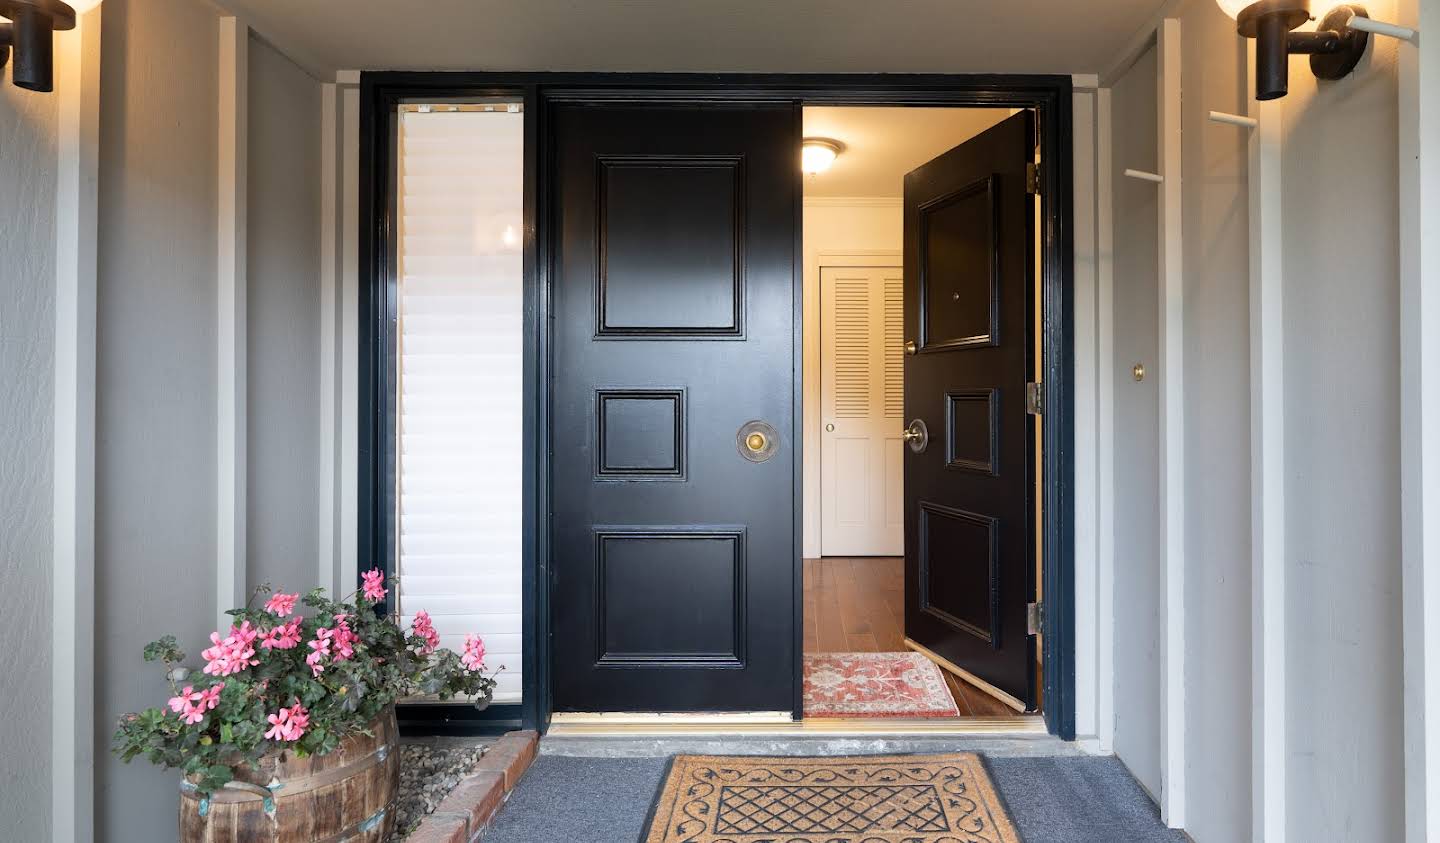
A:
359,72,1077,739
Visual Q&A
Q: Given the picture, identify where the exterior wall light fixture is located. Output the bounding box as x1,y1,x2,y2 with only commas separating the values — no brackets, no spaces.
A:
0,0,77,92
1216,0,1374,99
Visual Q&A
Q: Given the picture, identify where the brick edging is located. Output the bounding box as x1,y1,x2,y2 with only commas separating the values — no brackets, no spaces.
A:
405,729,539,843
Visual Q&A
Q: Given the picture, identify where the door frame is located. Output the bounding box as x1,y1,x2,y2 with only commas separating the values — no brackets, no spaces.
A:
359,72,1077,739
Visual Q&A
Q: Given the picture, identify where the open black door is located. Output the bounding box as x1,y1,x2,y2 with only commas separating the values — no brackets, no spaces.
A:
902,110,1037,712
550,103,799,713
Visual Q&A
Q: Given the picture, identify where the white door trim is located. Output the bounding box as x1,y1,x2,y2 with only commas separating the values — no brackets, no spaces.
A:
1155,18,1187,829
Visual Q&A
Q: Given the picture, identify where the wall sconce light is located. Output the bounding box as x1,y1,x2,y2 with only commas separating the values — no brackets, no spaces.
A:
801,138,843,175
1216,1,1373,100
0,0,77,93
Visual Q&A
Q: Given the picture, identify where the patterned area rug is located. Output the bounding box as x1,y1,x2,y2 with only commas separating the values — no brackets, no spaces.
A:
642,754,1021,843
804,652,961,718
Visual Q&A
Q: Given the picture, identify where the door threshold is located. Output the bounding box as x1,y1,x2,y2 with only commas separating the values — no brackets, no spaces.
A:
547,714,1048,737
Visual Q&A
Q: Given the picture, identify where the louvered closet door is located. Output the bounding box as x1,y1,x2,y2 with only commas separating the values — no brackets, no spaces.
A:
396,108,523,703
820,265,905,556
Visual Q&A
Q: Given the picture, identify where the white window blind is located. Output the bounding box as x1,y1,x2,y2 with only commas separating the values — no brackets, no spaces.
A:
397,106,523,703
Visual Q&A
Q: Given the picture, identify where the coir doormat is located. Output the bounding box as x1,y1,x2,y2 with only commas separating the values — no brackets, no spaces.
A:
641,753,1021,843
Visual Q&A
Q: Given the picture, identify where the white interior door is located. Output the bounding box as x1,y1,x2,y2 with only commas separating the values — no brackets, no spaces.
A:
820,265,905,556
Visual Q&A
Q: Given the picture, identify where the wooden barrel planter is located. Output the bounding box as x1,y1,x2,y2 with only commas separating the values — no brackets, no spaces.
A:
179,707,399,842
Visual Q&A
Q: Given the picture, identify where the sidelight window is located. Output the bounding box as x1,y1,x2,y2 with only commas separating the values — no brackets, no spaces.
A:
395,101,524,703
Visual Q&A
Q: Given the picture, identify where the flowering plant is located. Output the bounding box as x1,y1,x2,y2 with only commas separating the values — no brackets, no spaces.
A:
113,571,498,795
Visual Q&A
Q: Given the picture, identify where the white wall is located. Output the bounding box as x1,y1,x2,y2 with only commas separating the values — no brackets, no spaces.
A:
801,199,902,558
1175,4,1254,840
1281,3,1404,837
1107,44,1163,801
1102,1,1413,839
0,58,59,843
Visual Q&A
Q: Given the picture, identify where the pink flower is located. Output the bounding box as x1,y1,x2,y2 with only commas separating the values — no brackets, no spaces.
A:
264,703,310,742
167,683,224,725
411,611,440,656
361,569,387,602
260,616,303,650
201,621,261,676
460,633,486,671
330,614,358,661
263,592,298,616
306,631,332,676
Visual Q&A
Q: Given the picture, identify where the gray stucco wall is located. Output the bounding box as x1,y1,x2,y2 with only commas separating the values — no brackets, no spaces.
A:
1282,12,1404,840
245,34,323,596
0,67,58,843
94,0,220,838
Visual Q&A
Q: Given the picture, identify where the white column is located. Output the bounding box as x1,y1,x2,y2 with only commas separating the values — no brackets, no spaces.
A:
1399,0,1440,839
1094,85,1116,755
1246,39,1288,843
51,8,101,842
217,17,248,625
1156,17,1187,829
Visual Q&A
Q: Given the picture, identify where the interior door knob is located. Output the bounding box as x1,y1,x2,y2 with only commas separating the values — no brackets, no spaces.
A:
825,423,835,432
904,339,918,355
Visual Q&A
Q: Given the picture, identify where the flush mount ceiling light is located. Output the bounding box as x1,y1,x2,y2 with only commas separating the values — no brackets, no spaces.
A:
801,138,844,175
1216,0,1371,100
0,0,76,92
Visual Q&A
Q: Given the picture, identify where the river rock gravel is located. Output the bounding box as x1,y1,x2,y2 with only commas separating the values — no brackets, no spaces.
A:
387,740,492,840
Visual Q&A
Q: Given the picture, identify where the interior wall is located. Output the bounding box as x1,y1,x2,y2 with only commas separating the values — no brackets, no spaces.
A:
1280,2,1404,838
0,64,58,843
801,199,902,558
245,33,323,594
1107,43,1163,801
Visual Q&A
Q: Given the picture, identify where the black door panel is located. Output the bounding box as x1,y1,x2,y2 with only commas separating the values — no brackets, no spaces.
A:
550,104,798,713
903,110,1037,709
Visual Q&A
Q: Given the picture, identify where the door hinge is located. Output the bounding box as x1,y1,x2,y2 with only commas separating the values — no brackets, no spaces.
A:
1027,602,1044,636
1025,381,1043,416
1026,162,1040,195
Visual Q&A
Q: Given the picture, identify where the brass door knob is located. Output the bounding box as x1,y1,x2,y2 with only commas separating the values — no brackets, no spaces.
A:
904,340,918,355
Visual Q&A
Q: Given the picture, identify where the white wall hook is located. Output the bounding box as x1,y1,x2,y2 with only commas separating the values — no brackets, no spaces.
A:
1123,168,1165,184
1208,110,1259,129
1346,16,1418,42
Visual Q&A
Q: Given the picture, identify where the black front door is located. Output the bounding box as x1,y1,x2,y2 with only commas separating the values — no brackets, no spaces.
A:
550,103,799,713
902,111,1038,710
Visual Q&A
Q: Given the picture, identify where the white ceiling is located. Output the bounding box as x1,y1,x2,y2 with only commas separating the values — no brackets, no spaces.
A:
802,107,1013,198
224,0,1166,78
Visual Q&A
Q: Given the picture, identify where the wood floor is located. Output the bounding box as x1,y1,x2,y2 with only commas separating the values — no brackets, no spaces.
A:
803,556,1020,718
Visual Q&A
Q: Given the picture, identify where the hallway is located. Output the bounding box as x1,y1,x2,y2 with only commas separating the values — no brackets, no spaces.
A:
804,557,1022,717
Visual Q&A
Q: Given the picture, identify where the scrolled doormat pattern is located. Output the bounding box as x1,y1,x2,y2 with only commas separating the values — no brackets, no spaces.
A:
641,753,1020,843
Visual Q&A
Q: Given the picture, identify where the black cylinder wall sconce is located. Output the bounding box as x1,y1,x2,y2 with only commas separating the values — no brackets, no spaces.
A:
0,0,77,93
1217,1,1372,100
